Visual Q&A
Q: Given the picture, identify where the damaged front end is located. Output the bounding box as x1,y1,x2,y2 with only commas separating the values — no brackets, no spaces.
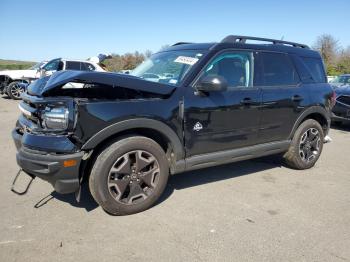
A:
27,70,176,98
12,70,175,195
13,92,84,194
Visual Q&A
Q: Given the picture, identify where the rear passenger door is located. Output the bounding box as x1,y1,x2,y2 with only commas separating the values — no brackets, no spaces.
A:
65,61,82,70
256,52,305,143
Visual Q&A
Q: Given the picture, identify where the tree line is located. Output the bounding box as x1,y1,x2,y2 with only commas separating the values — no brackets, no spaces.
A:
1,37,349,76
104,36,350,76
312,34,350,76
103,50,153,72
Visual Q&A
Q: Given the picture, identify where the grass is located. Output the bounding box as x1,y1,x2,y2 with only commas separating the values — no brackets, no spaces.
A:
0,59,36,70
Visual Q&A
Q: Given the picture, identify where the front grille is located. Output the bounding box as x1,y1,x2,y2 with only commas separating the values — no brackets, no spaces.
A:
22,97,37,109
336,95,350,106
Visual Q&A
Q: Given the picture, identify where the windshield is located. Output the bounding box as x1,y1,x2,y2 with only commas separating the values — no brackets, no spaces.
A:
331,75,350,85
130,50,205,86
30,61,46,70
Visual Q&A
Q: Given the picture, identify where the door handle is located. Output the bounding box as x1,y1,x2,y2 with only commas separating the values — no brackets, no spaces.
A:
292,95,303,102
240,98,253,105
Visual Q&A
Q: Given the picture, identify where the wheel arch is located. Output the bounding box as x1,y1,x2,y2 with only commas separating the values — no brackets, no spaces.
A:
11,79,29,83
0,75,13,86
81,118,185,161
289,106,330,139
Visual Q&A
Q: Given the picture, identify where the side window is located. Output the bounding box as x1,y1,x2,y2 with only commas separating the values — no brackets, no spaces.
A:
301,57,326,83
43,59,60,71
256,52,300,86
81,62,95,71
202,51,253,88
66,61,81,70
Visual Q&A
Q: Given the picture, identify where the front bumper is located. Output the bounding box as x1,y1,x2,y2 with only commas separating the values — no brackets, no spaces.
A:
331,103,350,123
331,113,350,123
12,129,84,194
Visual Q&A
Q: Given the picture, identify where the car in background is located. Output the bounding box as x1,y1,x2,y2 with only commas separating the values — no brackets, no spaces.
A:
140,73,160,82
36,57,105,78
332,85,350,125
329,74,350,87
3,58,106,99
327,76,336,83
0,61,47,96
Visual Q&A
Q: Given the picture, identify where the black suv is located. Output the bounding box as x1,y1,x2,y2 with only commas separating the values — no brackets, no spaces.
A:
12,35,334,215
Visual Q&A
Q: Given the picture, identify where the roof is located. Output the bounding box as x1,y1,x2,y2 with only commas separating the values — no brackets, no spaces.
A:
163,35,320,58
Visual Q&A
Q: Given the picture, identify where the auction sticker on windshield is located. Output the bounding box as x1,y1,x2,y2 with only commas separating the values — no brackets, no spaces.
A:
174,56,199,65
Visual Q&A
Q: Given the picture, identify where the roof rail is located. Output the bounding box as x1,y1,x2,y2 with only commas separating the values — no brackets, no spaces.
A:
220,35,309,49
172,42,192,46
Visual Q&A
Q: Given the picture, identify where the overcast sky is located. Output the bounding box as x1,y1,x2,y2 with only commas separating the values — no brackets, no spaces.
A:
1,0,349,61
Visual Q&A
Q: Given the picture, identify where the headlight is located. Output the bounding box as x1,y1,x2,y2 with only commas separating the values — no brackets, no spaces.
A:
42,106,69,130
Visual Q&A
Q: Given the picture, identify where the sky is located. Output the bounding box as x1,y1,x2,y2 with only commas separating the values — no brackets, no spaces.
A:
1,0,350,62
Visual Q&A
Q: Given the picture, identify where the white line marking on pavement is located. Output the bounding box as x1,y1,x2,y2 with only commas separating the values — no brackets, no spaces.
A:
0,240,16,245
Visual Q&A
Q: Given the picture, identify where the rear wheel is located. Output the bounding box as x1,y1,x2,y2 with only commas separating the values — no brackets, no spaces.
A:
7,81,25,100
89,136,169,215
284,119,324,170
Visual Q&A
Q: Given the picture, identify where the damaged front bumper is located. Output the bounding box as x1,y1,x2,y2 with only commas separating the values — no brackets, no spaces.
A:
12,128,84,194
331,98,350,124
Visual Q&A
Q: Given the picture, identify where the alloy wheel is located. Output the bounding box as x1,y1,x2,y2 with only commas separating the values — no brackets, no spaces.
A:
107,150,160,204
10,83,24,99
299,128,321,163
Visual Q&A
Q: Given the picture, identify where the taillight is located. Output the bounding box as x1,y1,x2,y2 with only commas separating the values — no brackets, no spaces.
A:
330,91,336,108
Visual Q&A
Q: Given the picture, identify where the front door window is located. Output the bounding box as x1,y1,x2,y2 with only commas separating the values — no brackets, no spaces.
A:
202,52,253,88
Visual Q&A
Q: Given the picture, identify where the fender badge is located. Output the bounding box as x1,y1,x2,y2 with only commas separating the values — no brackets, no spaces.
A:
193,122,203,131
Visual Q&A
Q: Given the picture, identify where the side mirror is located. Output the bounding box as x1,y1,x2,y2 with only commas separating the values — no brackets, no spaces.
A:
195,75,228,93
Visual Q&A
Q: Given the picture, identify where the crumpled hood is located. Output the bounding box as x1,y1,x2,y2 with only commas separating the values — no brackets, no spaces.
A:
27,70,176,96
334,85,350,95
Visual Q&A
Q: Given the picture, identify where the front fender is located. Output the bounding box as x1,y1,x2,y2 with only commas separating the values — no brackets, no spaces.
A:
81,118,185,160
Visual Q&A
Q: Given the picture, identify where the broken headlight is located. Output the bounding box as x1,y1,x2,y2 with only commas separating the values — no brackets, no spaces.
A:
42,106,69,130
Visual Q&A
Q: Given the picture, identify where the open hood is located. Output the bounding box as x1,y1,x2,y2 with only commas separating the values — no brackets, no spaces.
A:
27,70,176,97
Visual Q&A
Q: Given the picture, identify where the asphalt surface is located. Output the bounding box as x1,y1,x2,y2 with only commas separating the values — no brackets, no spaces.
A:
0,96,349,262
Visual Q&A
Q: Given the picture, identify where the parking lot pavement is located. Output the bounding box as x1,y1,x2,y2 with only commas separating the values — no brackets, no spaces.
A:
0,96,349,262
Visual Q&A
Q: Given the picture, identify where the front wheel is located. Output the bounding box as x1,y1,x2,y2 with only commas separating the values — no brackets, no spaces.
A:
89,136,169,215
284,119,324,170
7,81,25,100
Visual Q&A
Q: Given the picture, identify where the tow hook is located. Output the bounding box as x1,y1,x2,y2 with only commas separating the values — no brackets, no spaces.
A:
75,150,94,202
324,135,332,143
11,169,35,195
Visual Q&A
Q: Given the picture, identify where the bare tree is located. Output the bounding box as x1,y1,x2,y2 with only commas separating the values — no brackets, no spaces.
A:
104,51,151,72
159,45,170,51
144,50,153,58
312,34,340,69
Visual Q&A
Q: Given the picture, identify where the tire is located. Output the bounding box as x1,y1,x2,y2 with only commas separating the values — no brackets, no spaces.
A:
89,136,169,215
284,119,324,170
7,81,24,100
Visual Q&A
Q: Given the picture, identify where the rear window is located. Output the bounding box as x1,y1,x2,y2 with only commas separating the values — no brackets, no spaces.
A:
255,52,299,86
81,62,95,71
66,61,81,70
301,57,326,83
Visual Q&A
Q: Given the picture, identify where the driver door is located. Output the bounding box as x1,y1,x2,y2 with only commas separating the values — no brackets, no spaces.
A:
40,58,63,77
184,51,262,157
